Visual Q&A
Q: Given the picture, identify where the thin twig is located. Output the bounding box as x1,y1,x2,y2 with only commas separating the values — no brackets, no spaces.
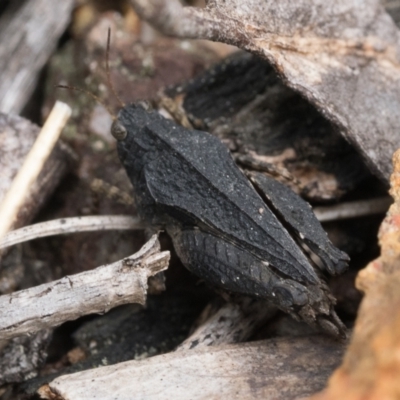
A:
0,215,145,250
0,235,169,341
0,101,71,241
314,197,392,222
0,197,390,250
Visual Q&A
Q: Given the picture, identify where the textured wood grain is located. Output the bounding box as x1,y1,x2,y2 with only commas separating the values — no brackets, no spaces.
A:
39,335,345,400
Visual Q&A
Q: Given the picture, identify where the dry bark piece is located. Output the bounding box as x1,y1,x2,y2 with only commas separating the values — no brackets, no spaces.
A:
177,297,277,351
0,0,74,114
0,112,76,236
311,149,400,400
0,235,169,341
38,335,345,400
131,0,400,183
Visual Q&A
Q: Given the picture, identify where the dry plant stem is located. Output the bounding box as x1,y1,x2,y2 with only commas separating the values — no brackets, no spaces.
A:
0,113,76,237
0,196,390,250
177,298,277,351
313,197,392,222
0,235,169,341
0,0,74,114
0,101,71,241
0,216,145,250
38,335,344,400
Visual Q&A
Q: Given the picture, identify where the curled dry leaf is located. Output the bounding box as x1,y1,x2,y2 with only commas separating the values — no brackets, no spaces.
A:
311,149,400,400
131,0,400,182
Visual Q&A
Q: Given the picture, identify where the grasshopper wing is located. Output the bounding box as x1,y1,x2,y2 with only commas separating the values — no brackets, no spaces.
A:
141,118,319,284
249,172,349,275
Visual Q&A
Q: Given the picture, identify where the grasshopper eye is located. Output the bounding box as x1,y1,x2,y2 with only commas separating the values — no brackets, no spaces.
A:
111,120,127,141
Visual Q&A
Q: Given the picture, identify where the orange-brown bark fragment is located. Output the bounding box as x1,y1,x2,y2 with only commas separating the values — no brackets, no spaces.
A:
311,149,400,400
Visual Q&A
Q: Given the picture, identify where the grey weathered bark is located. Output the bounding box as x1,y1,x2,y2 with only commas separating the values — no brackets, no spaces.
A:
38,335,345,400
0,0,74,114
0,330,52,385
130,0,400,183
0,235,169,341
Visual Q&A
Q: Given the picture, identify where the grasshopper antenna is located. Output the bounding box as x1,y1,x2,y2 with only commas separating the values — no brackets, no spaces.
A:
106,28,125,109
57,29,125,120
57,84,117,119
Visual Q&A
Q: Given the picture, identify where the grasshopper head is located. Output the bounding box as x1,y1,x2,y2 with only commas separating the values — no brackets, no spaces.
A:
111,101,153,142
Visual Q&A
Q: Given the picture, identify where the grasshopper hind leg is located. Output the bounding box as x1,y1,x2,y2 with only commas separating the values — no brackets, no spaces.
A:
167,224,347,339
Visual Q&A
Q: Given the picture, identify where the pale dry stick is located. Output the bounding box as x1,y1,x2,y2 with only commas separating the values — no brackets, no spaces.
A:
0,215,145,250
0,101,71,241
0,197,391,250
313,197,392,222
0,235,169,341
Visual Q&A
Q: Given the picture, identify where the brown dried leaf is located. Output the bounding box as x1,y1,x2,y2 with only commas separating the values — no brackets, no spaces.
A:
131,0,400,182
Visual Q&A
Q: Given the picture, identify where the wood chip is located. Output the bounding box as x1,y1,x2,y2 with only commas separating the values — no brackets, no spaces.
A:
177,298,277,351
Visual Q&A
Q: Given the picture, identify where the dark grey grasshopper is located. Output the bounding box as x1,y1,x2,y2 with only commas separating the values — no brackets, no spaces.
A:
111,102,349,338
